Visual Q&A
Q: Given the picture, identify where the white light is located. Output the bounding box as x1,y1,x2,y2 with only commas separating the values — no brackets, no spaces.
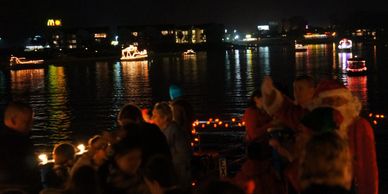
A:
257,25,269,31
234,35,239,40
39,154,48,165
234,29,237,33
77,144,86,155
225,29,227,33
111,40,119,46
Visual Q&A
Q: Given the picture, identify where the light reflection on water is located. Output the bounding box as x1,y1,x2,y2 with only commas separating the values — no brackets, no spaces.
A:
0,44,386,150
2,44,388,192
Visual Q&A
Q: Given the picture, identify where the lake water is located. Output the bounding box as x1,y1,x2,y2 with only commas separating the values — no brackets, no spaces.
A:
1,43,388,192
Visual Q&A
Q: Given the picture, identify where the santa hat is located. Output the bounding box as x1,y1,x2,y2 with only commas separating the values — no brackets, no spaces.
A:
313,79,348,99
308,79,362,136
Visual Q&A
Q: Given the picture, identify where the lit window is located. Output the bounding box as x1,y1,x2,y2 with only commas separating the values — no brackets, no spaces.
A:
94,33,107,38
132,32,138,37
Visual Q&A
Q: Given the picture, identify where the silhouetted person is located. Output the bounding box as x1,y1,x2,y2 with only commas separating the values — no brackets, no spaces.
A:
116,103,171,166
0,101,41,193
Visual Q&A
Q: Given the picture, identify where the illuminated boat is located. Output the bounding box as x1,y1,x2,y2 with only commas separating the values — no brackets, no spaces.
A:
183,49,196,55
295,43,307,52
338,38,352,51
9,56,45,70
120,45,148,61
346,56,367,75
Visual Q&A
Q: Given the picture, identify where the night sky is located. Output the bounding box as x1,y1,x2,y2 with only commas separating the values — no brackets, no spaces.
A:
1,0,387,39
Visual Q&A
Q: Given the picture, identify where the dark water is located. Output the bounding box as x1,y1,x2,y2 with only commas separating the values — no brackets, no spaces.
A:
1,43,388,192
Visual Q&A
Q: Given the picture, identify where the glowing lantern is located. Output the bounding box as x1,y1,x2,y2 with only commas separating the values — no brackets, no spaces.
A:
77,144,86,155
39,154,48,165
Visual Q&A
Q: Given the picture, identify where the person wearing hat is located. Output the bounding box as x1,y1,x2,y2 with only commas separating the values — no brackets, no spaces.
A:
261,76,378,194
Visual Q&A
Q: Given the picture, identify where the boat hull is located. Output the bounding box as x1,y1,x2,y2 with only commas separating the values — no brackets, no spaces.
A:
295,48,307,52
9,63,46,70
120,56,148,61
347,70,367,76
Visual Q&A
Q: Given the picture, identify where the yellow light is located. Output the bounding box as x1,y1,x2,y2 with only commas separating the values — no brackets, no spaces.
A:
194,138,199,142
215,118,220,122
39,154,48,165
191,142,194,147
77,144,86,155
242,122,245,126
54,20,62,26
231,118,236,122
213,124,217,128
376,115,380,118
238,123,242,127
373,120,378,125
206,121,210,125
225,123,229,128
47,19,55,26
369,113,373,117
381,115,385,118
94,33,107,38
47,19,61,27
192,123,196,127
218,121,222,125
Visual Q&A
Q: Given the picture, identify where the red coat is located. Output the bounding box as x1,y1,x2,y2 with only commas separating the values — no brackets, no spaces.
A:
242,106,273,142
348,117,379,194
233,159,286,194
272,97,378,194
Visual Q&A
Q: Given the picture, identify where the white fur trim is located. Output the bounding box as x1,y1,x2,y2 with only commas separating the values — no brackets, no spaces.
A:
316,88,352,100
263,89,284,115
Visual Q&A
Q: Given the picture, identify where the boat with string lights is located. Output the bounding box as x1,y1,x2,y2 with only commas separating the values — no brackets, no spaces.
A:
338,38,352,52
120,45,148,61
295,43,307,52
346,56,367,75
9,56,45,70
183,49,196,56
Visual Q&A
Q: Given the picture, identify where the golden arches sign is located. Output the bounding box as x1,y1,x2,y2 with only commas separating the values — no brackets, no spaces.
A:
47,19,62,27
